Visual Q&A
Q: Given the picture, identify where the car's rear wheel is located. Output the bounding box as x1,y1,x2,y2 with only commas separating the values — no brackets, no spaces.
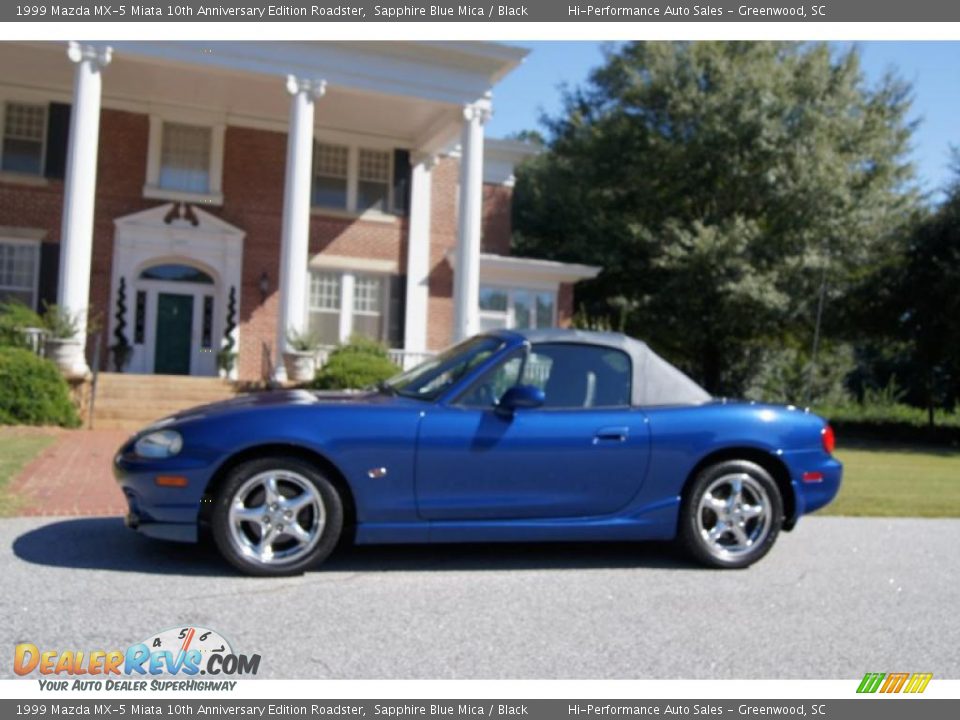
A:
211,457,343,576
679,460,782,569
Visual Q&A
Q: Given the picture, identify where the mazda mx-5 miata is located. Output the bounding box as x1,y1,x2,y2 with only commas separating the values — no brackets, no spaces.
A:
115,329,842,575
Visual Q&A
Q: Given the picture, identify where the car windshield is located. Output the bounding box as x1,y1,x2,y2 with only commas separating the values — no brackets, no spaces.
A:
383,335,505,401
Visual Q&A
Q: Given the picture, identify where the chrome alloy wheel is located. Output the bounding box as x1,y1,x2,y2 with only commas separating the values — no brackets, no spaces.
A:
696,473,772,561
227,470,325,566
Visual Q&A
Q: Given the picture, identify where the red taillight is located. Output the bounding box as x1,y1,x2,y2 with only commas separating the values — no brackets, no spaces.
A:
821,425,836,455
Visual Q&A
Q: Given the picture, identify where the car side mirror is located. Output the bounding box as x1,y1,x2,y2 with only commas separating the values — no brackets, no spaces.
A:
497,385,545,416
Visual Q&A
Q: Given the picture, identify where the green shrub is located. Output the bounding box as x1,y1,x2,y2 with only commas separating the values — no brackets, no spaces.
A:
0,301,43,349
311,337,399,391
0,347,81,427
745,341,855,406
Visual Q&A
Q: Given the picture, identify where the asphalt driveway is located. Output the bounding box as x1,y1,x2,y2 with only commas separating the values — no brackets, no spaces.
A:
1,516,957,679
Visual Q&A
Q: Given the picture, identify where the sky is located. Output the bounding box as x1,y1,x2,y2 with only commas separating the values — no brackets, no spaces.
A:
486,41,959,203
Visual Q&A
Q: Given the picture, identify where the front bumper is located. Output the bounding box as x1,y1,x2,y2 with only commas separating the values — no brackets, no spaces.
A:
114,444,213,544
124,509,197,543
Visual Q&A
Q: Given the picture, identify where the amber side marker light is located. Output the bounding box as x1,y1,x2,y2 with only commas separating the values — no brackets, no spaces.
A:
155,475,189,488
821,424,836,455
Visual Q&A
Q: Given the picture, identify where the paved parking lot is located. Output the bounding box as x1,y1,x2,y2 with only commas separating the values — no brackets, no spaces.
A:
1,515,957,679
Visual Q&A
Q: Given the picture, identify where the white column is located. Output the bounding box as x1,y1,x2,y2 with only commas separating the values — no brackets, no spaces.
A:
404,153,435,355
57,42,111,377
338,271,355,343
452,95,491,342
275,75,325,381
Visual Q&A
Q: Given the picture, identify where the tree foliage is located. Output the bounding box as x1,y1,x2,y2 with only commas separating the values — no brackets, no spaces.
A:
887,179,960,419
514,41,918,395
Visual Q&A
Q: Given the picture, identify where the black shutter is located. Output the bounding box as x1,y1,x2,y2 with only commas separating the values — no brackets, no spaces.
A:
44,102,71,179
36,242,60,313
387,275,406,348
392,149,411,216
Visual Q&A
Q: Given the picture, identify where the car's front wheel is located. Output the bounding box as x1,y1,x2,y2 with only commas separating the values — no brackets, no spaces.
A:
211,457,343,576
679,460,783,569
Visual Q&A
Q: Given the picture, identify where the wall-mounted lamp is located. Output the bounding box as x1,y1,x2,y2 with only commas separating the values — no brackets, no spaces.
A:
258,271,270,303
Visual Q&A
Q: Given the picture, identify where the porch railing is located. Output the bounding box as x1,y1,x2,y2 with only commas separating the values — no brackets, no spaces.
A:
20,327,47,356
312,346,435,372
387,348,435,370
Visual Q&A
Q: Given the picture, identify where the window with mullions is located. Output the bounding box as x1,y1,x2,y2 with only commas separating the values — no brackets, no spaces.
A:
158,122,212,194
479,286,556,331
0,240,39,307
312,142,349,209
2,102,46,175
307,271,341,345
356,149,390,212
352,274,384,340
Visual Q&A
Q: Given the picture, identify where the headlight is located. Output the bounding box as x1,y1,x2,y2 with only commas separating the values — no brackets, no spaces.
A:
134,430,183,459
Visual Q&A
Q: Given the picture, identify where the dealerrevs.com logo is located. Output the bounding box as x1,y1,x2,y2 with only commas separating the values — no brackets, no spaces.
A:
14,626,260,691
857,672,933,694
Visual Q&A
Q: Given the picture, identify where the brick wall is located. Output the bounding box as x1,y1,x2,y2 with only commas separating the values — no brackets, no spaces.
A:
480,183,512,256
0,108,153,367
557,282,575,328
426,156,460,351
0,107,539,376
0,110,435,380
218,125,410,380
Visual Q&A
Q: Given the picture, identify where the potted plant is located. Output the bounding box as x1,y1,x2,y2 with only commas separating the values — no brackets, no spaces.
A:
217,348,237,377
283,327,320,382
42,304,85,375
110,341,133,372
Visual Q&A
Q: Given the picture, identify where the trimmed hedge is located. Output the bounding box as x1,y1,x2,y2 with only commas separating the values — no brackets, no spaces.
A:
311,338,399,391
0,347,80,428
815,403,960,447
0,301,43,349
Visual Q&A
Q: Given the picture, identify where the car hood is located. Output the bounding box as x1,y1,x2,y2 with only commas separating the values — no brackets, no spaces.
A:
160,388,400,425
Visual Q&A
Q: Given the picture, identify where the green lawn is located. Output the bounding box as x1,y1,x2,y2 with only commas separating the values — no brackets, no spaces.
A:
823,442,960,517
0,430,56,516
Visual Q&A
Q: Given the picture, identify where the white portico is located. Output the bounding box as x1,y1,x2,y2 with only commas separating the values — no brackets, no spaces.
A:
17,40,526,378
2,41,600,385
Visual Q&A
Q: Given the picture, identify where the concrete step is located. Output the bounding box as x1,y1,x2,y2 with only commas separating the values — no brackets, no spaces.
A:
91,372,238,429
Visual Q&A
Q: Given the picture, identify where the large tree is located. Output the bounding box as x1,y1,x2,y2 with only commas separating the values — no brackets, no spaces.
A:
514,42,918,394
889,170,960,421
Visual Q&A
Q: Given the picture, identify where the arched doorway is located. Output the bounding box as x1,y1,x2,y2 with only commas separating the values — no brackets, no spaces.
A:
138,262,217,375
110,203,245,377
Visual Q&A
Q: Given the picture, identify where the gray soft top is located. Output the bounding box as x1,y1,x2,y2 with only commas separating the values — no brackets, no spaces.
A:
497,328,712,407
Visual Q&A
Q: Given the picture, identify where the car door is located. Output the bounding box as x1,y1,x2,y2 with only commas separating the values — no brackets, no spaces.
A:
415,342,651,520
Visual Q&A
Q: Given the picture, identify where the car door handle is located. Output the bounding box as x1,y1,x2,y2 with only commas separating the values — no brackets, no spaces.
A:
593,426,629,443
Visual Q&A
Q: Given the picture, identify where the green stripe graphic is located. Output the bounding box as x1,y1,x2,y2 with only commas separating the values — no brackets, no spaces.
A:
857,672,886,693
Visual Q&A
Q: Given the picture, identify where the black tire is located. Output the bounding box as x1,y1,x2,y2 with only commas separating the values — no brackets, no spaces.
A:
211,456,343,577
678,459,783,569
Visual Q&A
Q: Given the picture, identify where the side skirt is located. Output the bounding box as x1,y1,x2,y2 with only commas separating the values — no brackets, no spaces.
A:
354,499,679,545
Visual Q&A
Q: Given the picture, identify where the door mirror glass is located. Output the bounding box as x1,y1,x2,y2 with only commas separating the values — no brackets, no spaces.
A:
498,384,545,413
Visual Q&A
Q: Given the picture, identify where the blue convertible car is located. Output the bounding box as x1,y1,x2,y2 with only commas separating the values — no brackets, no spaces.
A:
115,329,842,575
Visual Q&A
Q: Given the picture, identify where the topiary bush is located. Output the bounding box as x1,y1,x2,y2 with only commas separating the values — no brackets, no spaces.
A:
0,347,81,427
311,337,399,391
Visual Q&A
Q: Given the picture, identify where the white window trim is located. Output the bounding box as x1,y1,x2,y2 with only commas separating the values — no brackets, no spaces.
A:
307,268,393,345
0,96,49,183
143,114,225,206
479,284,558,330
311,140,396,223
0,235,41,310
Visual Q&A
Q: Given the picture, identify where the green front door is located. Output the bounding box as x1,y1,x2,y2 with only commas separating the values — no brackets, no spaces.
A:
154,293,194,375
